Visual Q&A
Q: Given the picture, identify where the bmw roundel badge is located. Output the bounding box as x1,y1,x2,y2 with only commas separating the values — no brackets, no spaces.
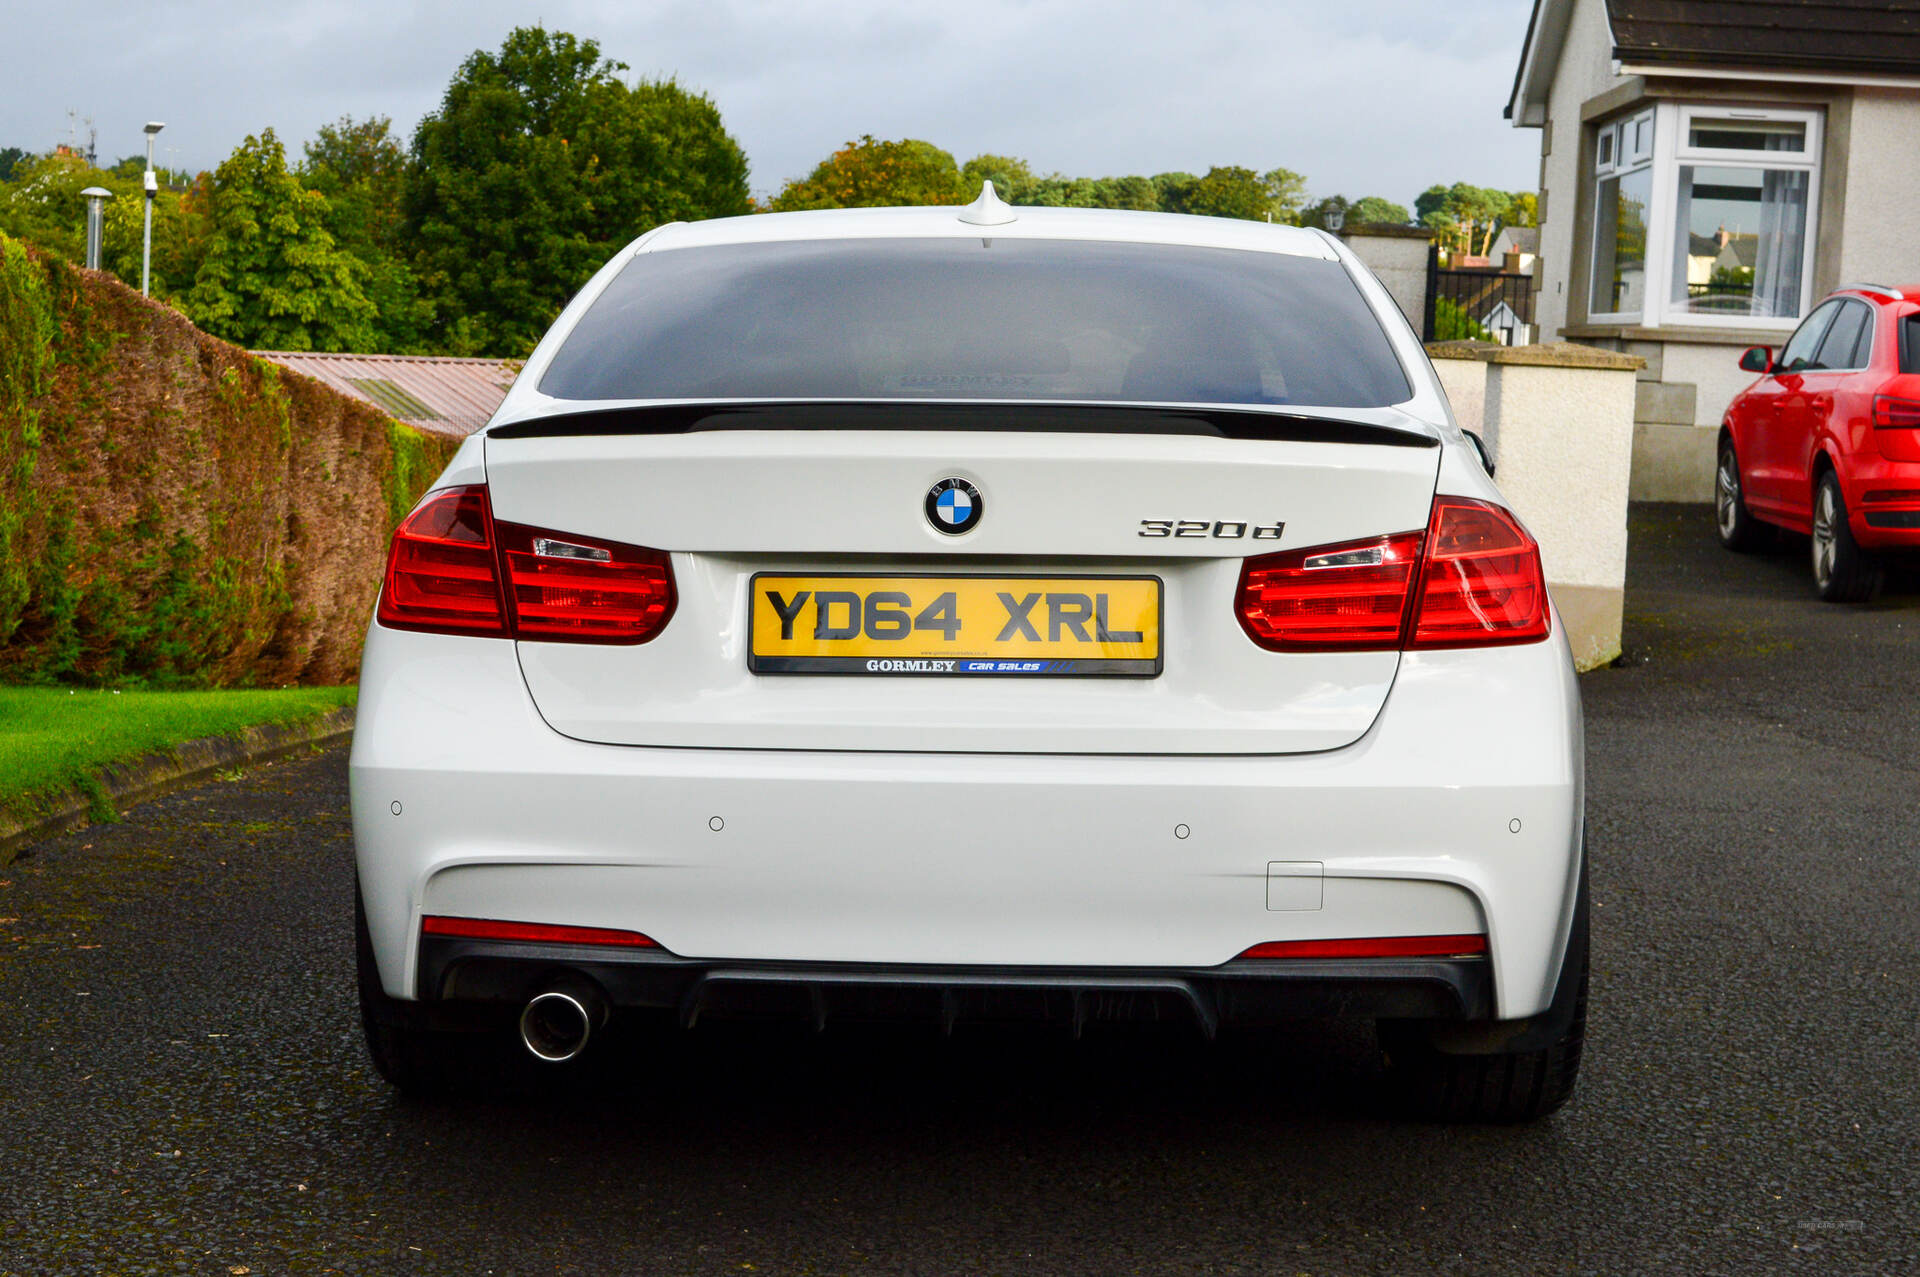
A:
925,477,983,535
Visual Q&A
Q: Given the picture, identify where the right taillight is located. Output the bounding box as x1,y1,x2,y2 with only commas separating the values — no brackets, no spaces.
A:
1236,496,1548,652
1406,497,1550,649
1873,395,1920,427
376,484,675,644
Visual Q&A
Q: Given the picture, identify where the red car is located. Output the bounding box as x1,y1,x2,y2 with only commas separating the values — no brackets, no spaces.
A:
1717,284,1920,600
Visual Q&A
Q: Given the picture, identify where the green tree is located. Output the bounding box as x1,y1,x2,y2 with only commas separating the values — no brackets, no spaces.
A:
0,147,26,181
102,171,213,297
1166,166,1269,220
0,151,124,260
768,135,969,211
1261,167,1309,224
302,115,433,352
960,154,1035,202
1418,182,1512,256
1505,190,1538,228
185,129,378,351
406,26,751,356
1347,195,1411,226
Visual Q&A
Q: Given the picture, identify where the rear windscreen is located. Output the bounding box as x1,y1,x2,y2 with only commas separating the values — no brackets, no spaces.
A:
1905,314,1920,374
539,238,1412,409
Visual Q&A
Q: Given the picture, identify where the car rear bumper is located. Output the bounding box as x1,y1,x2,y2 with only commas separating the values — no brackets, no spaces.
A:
1842,457,1920,547
351,623,1584,1022
394,938,1492,1035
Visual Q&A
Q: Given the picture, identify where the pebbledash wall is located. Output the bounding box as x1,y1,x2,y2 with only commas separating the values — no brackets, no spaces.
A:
1428,341,1641,672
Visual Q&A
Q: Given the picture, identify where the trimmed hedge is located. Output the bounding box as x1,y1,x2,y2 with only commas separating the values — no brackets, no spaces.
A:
0,234,462,686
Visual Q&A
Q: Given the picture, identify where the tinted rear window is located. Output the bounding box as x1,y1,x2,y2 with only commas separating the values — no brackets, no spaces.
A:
1905,314,1920,374
540,238,1411,409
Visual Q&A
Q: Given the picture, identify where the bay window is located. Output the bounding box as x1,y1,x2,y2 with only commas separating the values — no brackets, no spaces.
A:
1588,104,1821,330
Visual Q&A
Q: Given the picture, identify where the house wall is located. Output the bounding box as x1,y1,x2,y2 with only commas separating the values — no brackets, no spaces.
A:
1837,88,1920,286
1535,0,1630,341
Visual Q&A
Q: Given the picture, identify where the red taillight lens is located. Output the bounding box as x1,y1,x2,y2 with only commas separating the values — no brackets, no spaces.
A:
1407,498,1550,649
422,916,660,948
376,485,676,643
1237,934,1488,960
495,521,676,644
1236,496,1548,652
1873,395,1920,428
376,486,509,637
1235,531,1424,651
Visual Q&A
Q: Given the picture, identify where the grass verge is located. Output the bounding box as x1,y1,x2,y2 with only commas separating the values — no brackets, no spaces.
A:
0,685,356,820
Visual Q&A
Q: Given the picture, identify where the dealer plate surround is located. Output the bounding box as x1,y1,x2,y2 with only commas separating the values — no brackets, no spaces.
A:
749,574,1162,676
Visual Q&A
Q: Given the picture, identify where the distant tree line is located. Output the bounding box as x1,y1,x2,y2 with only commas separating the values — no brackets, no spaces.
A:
0,25,1533,358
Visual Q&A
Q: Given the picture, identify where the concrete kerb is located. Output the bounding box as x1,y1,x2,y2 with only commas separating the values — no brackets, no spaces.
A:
0,705,356,866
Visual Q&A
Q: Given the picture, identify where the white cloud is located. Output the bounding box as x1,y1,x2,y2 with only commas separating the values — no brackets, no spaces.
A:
1,0,1538,206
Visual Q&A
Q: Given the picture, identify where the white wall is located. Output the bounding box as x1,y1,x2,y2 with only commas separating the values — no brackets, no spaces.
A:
1342,232,1432,333
1838,88,1920,286
1535,0,1631,339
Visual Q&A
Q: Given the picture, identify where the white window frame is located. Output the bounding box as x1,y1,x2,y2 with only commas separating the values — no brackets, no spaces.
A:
1587,109,1656,323
1587,103,1823,331
1655,104,1821,331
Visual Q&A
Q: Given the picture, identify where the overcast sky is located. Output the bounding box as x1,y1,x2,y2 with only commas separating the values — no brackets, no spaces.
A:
4,0,1538,208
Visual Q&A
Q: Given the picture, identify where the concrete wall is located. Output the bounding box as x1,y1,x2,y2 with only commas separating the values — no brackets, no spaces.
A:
1429,342,1641,670
1340,229,1432,333
1837,88,1920,286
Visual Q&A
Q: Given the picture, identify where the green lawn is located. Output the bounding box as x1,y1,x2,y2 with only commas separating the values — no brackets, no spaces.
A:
0,685,356,817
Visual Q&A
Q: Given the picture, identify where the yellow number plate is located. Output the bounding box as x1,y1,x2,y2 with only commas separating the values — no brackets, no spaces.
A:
749,575,1162,676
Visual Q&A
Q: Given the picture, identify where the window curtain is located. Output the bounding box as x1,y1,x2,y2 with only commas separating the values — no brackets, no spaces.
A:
1752,132,1807,319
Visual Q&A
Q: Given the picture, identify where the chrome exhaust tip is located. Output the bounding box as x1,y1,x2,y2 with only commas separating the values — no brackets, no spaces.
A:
519,984,607,1063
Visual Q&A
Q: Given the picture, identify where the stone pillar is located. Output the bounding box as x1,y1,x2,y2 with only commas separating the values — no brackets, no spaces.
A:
1338,225,1436,334
1426,341,1644,671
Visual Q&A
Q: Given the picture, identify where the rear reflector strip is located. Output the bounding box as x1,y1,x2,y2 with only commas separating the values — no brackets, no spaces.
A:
1237,934,1489,960
421,916,661,949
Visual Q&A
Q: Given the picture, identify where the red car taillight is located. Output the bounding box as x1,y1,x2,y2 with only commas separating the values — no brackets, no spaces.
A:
376,487,509,637
377,484,676,644
1872,395,1920,428
1406,498,1550,649
1236,496,1548,652
495,520,675,644
1235,531,1424,651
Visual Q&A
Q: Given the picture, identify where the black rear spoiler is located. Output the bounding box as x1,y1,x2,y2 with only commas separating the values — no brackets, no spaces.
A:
486,401,1438,448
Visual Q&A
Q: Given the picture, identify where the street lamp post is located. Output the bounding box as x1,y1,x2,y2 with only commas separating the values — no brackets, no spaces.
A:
80,186,111,270
141,121,164,295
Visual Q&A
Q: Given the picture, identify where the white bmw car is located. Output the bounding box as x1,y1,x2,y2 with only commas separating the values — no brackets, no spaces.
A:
351,187,1588,1121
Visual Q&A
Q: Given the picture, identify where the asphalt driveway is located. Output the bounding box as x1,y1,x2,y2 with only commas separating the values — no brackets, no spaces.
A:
0,504,1915,1274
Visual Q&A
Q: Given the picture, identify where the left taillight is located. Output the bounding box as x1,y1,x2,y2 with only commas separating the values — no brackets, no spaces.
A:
376,484,676,644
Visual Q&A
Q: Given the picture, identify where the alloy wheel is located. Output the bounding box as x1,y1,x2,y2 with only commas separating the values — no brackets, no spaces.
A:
1716,454,1741,539
1812,481,1837,587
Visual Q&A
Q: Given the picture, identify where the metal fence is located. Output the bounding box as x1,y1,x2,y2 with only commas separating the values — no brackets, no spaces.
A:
1424,247,1537,346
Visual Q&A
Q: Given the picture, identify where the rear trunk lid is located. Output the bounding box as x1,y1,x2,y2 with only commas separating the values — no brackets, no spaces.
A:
483,405,1440,755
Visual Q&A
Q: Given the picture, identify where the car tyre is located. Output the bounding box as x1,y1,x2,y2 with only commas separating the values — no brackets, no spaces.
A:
356,878,462,1098
1379,864,1588,1124
1811,470,1880,603
1714,439,1769,552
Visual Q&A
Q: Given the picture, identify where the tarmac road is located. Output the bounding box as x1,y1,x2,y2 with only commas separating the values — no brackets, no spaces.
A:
1,504,1915,1275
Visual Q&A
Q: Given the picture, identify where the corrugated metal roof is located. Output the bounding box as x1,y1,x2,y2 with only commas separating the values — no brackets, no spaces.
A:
251,351,520,437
